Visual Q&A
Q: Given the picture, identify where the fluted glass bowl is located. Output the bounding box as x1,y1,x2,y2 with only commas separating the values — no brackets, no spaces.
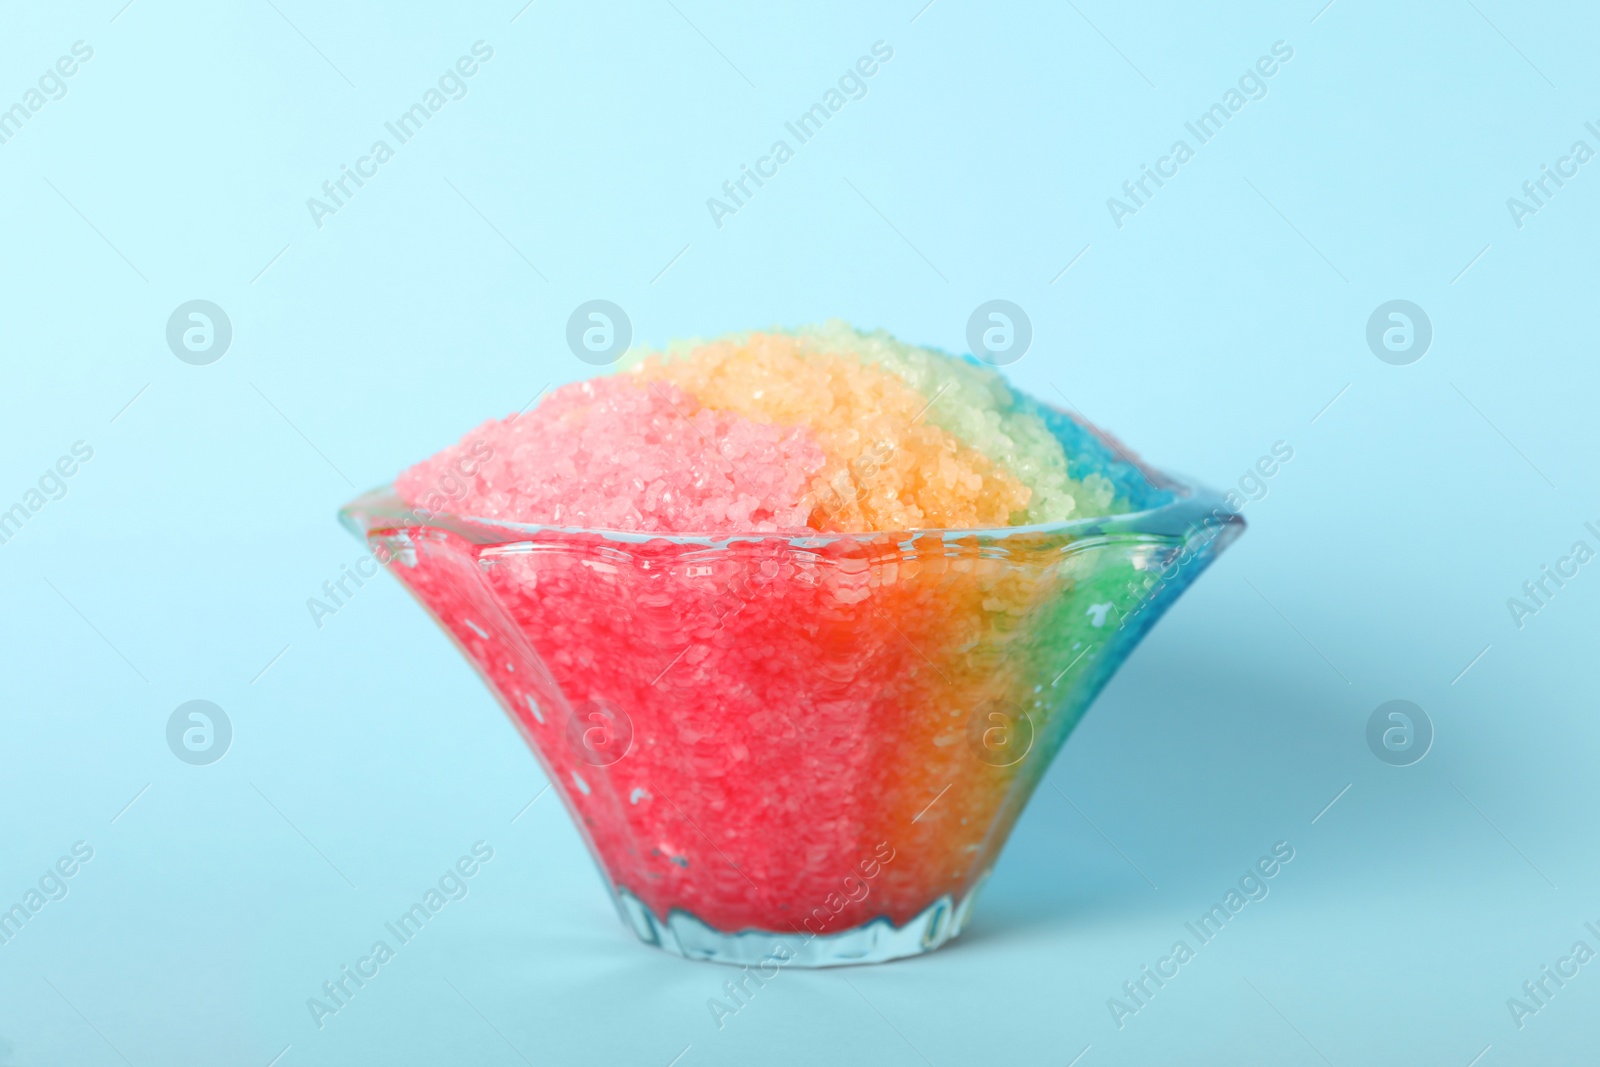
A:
340,405,1242,966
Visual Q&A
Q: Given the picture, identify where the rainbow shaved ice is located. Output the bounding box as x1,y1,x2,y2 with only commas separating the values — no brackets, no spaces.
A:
354,321,1236,964
400,322,1125,533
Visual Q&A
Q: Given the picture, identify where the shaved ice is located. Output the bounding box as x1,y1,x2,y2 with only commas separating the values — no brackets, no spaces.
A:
398,322,1127,533
347,320,1238,965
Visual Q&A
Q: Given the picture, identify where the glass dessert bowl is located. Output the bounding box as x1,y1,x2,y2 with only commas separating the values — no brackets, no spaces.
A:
340,402,1243,966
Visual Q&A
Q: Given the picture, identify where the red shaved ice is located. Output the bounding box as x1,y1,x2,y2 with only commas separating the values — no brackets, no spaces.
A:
395,376,825,533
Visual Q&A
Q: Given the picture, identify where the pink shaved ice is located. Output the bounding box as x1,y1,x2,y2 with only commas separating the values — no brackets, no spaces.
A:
395,376,825,533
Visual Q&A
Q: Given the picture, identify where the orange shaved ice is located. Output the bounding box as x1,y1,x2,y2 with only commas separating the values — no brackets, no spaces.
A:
631,332,1033,530
792,321,1123,524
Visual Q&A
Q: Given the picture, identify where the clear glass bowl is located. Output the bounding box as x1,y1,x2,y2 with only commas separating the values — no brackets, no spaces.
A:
340,407,1243,966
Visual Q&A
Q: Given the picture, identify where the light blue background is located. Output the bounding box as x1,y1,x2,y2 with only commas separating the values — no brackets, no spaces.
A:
2,2,1596,1064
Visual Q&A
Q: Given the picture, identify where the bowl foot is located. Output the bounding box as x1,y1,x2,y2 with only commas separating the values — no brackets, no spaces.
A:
613,877,987,968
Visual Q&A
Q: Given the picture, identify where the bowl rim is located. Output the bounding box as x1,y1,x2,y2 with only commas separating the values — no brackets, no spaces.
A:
339,398,1245,549
339,469,1242,551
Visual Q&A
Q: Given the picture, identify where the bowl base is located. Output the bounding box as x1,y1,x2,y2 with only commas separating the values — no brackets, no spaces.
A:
613,877,987,968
